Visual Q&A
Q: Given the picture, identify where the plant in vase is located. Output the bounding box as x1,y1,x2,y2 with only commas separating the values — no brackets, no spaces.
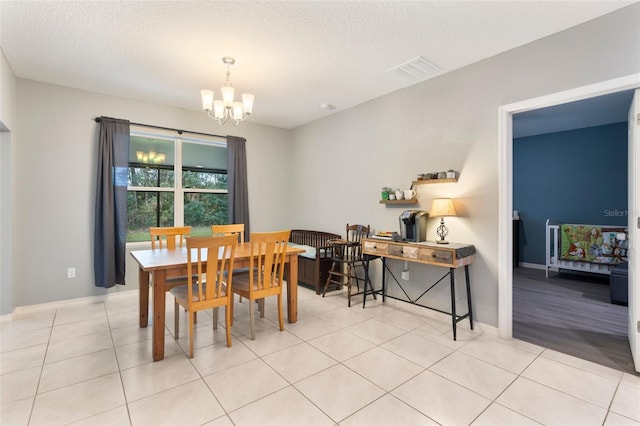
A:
381,186,393,200
447,169,456,179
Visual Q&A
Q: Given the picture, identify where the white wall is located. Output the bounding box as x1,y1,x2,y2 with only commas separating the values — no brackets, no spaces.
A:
290,4,640,326
1,48,17,315
12,80,292,309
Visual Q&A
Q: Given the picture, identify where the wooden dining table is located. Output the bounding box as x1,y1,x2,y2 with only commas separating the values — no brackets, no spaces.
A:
131,243,305,361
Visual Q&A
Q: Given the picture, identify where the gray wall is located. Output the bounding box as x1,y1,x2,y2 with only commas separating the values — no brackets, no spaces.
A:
1,4,639,324
10,80,292,310
1,49,16,315
289,4,640,326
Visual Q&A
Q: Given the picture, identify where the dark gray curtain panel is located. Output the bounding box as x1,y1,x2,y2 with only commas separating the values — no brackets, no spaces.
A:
227,135,250,241
94,117,130,287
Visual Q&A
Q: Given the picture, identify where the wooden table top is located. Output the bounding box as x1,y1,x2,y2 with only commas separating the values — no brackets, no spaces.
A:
131,243,305,271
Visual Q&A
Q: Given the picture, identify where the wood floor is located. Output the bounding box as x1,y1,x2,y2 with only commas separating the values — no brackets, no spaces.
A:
513,266,637,375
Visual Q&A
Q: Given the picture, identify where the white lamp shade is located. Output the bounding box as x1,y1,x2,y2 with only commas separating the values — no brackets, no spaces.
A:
232,102,243,120
430,198,457,217
200,90,214,111
221,86,234,107
213,100,225,119
242,93,254,115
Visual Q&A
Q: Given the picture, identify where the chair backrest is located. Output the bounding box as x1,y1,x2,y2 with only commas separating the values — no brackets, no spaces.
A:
345,224,370,261
150,226,192,249
211,224,245,243
186,234,238,306
247,230,291,293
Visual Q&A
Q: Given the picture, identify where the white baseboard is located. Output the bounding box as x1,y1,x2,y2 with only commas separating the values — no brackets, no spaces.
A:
518,262,546,270
10,289,139,320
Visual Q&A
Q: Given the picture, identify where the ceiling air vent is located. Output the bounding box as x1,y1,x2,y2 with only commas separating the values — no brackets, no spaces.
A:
386,56,441,81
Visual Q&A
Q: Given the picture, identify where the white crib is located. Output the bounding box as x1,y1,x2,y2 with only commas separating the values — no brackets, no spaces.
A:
545,219,624,278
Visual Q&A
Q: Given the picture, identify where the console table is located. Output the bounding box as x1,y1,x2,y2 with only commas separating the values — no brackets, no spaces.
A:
361,238,475,340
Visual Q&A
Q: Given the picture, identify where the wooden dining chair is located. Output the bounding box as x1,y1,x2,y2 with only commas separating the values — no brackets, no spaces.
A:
150,226,192,250
212,224,246,302
230,229,291,340
169,234,238,358
211,223,245,243
148,226,193,289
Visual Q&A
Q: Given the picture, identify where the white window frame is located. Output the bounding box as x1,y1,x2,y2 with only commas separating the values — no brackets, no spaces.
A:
127,127,227,242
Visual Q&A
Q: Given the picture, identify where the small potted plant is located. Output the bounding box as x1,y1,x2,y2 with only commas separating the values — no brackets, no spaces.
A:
381,186,394,200
447,169,456,179
437,171,446,179
381,187,391,200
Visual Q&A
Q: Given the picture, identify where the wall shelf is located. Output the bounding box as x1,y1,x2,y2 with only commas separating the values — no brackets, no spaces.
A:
412,178,458,186
380,199,418,205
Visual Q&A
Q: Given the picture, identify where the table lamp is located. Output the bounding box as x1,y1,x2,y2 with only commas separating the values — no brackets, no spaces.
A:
430,198,457,244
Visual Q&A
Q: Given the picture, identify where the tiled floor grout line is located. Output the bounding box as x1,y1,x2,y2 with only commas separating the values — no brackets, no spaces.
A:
105,302,136,426
26,311,56,426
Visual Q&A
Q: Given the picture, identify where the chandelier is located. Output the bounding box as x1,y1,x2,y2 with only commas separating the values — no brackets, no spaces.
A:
200,57,254,126
136,150,166,164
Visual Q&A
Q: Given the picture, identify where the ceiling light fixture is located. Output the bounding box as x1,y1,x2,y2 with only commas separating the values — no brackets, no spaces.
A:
200,57,254,126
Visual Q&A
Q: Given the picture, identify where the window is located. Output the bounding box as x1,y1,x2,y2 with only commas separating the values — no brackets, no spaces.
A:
127,130,228,242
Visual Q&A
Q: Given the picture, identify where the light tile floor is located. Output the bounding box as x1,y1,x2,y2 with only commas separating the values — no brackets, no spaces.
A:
1,285,639,426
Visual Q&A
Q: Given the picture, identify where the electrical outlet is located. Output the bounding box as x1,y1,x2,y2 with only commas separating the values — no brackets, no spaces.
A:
67,268,76,279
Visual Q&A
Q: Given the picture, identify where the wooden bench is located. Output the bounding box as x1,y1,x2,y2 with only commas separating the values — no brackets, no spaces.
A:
289,229,341,294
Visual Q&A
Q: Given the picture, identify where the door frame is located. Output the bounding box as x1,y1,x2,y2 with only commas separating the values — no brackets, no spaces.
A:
497,73,640,339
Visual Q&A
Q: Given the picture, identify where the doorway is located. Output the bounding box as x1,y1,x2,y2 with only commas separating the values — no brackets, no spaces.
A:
497,74,640,373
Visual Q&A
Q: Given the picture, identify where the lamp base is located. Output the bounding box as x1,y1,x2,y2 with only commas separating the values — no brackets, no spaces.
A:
435,220,449,245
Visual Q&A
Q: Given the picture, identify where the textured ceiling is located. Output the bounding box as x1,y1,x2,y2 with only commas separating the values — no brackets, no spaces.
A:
0,1,636,129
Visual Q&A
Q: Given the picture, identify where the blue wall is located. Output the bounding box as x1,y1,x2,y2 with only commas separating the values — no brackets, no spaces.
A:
513,122,628,265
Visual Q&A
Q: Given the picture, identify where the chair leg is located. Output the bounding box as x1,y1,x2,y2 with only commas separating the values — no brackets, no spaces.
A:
277,293,284,331
230,293,235,326
212,307,219,330
225,305,232,347
351,265,361,293
322,262,336,297
322,274,330,297
188,311,195,358
174,299,180,340
322,260,338,297
249,300,256,340
258,299,265,318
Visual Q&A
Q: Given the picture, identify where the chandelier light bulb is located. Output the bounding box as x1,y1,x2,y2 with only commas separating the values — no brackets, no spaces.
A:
221,86,235,107
213,100,225,119
242,93,254,115
200,90,214,111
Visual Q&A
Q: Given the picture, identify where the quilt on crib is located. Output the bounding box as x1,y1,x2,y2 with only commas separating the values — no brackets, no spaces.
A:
560,224,628,264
